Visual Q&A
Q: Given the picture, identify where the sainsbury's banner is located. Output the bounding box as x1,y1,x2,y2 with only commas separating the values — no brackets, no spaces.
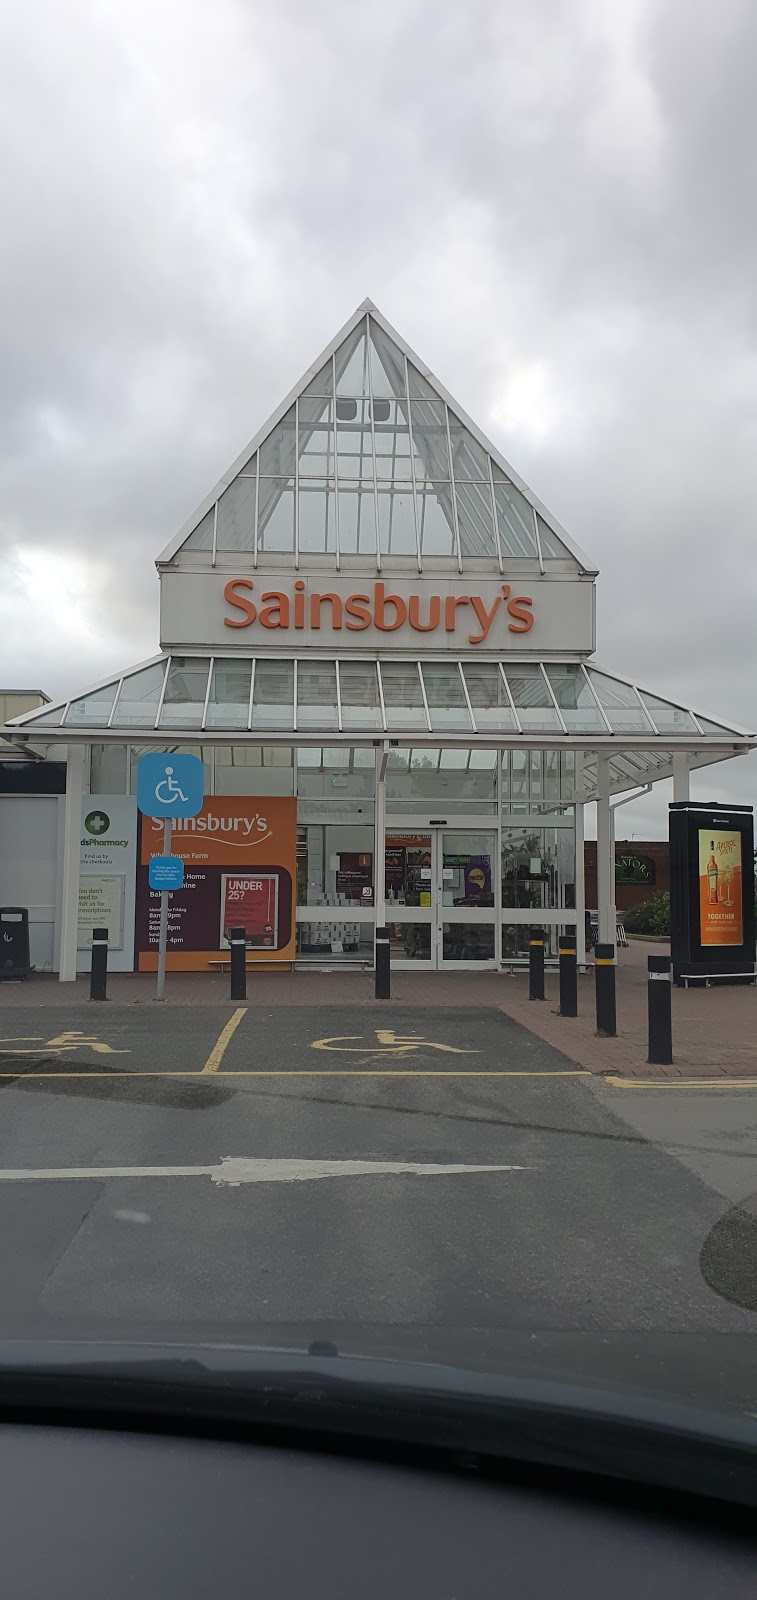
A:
136,796,296,971
159,571,595,654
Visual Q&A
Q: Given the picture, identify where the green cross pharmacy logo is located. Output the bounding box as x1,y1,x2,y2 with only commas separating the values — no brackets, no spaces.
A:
84,810,110,836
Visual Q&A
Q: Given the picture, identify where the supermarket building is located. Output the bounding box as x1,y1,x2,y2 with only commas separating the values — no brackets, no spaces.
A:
2,301,755,979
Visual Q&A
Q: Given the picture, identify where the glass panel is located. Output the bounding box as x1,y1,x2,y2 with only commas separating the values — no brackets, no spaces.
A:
504,665,562,731
112,661,167,728
336,426,373,478
418,484,456,556
336,398,357,421
379,662,426,731
9,704,64,726
377,486,417,556
463,662,517,732
369,321,407,398
183,507,215,551
297,823,374,909
298,483,336,554
447,416,490,480
258,406,296,476
494,483,539,558
544,749,560,803
587,670,651,732
442,833,495,909
338,487,377,555
205,660,252,730
302,361,333,397
407,363,437,400
335,323,369,394
639,691,699,734
90,743,128,793
298,398,334,478
502,827,559,910
373,403,414,481
421,663,472,731
214,745,294,796
65,684,118,727
257,480,295,553
455,481,497,557
251,660,294,730
297,662,338,731
408,401,450,479
696,714,739,736
385,834,432,910
387,921,431,961
339,661,383,731
159,657,211,728
216,472,256,551
538,515,570,559
443,924,495,961
544,664,606,732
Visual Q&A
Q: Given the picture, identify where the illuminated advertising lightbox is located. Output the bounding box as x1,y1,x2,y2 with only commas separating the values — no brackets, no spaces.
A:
669,802,755,986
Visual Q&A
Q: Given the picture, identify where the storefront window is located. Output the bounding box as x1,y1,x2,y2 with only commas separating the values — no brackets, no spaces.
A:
297,823,374,910
296,749,375,799
214,747,293,796
90,744,128,795
501,828,561,910
386,748,496,805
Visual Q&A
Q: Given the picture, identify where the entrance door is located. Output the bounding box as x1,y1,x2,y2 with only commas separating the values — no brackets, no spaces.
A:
384,830,497,969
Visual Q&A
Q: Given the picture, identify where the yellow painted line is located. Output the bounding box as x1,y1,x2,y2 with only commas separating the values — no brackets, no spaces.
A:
0,1068,590,1079
605,1074,757,1090
200,1008,248,1073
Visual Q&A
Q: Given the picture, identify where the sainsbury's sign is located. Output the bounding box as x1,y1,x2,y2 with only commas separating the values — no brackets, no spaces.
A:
224,580,533,644
159,571,596,654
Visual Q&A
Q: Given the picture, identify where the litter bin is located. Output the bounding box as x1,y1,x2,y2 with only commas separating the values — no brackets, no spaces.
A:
0,907,31,980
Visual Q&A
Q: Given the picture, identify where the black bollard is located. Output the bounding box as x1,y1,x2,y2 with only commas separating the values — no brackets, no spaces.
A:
647,954,672,1065
229,926,247,1002
375,925,390,1000
89,927,109,1002
529,931,545,1001
594,943,616,1037
558,932,578,1017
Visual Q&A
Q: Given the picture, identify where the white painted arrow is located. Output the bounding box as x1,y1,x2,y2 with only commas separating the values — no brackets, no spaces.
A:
0,1157,525,1189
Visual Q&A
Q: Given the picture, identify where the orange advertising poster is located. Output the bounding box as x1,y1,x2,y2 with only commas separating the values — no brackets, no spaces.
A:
698,828,743,947
136,796,296,970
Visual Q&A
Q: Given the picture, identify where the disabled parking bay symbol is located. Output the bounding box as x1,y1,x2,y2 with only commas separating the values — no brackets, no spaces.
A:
136,753,204,819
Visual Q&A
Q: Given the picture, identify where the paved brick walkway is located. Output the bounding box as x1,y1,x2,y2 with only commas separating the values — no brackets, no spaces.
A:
1,941,754,1079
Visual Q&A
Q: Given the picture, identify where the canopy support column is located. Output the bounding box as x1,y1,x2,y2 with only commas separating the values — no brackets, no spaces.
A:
673,753,690,804
596,753,615,950
59,743,84,982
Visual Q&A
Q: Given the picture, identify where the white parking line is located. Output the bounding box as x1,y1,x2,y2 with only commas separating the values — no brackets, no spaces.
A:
0,1157,526,1188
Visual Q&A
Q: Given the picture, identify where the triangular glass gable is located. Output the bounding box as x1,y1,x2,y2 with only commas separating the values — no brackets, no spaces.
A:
169,308,583,566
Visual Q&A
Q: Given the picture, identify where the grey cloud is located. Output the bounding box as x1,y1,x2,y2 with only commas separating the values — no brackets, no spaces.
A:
0,0,755,832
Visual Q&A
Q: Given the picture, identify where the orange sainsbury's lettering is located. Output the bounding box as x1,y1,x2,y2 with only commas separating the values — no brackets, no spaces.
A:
445,595,470,631
223,579,256,628
345,594,372,630
468,593,503,644
507,596,534,633
310,593,343,629
259,592,290,628
408,594,441,632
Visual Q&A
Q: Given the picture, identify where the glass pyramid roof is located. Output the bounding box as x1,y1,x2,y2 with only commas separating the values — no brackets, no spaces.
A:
162,302,593,572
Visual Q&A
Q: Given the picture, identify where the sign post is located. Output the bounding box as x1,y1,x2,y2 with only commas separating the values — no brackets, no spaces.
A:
137,754,204,1000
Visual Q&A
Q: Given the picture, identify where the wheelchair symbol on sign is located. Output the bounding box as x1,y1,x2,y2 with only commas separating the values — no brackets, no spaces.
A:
154,767,188,805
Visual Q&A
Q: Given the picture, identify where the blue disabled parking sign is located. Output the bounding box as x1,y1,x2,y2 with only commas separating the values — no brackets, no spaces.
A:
137,752,204,818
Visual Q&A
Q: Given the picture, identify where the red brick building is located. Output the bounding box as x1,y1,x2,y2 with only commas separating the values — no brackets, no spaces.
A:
584,840,669,913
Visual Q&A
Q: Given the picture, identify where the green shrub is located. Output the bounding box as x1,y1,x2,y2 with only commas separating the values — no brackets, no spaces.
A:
623,891,670,936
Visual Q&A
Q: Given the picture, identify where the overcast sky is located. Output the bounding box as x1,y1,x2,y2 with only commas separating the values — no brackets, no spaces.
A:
1,0,755,835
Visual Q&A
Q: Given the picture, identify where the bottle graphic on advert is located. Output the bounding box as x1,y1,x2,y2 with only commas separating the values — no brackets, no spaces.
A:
707,841,718,905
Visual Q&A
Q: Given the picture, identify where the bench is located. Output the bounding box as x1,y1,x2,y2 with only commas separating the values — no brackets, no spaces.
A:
680,971,756,989
207,956,294,974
